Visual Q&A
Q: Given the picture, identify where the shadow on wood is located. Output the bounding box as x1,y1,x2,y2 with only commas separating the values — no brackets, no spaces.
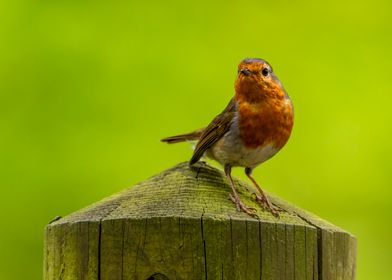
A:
44,162,356,280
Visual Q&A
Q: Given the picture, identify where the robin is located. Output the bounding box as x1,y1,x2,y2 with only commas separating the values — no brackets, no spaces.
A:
161,58,294,217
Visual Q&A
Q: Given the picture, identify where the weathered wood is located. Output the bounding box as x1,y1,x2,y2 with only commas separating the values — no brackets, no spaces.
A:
44,162,356,280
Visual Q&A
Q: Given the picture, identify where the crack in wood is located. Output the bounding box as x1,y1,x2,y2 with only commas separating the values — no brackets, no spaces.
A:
97,222,102,280
200,210,207,280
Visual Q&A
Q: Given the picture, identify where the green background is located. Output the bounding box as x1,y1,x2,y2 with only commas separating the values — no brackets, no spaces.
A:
1,1,391,279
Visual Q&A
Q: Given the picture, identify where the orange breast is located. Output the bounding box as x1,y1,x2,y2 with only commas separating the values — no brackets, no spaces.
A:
238,98,294,149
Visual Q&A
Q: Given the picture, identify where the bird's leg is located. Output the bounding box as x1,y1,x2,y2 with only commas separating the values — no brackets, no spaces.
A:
224,165,257,217
245,167,279,217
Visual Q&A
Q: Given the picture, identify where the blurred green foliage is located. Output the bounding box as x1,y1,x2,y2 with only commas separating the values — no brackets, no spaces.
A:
0,1,391,279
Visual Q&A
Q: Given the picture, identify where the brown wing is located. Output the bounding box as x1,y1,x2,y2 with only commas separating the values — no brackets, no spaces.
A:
190,98,237,164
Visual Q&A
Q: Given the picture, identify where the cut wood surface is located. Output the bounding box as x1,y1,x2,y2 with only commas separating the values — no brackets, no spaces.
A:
44,162,356,280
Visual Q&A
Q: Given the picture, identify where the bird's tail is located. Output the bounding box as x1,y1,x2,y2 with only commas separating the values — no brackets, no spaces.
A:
161,128,204,144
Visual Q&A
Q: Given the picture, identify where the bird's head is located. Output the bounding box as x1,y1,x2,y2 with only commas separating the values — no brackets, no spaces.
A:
235,58,287,103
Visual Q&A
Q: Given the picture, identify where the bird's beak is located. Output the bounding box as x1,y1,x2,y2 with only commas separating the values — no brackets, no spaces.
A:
240,68,252,76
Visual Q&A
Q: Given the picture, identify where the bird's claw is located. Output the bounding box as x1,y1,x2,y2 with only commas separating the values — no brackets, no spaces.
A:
254,193,280,217
229,193,258,218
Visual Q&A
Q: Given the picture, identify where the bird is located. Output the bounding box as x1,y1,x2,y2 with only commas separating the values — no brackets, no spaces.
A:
161,58,294,217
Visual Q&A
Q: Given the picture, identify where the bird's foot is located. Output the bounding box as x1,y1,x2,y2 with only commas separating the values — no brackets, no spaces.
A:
229,193,258,218
253,193,280,217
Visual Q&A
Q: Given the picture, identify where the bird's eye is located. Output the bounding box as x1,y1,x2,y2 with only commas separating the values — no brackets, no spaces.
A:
261,68,269,77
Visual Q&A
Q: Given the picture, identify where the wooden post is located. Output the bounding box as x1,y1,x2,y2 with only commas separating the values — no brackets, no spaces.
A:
44,162,356,280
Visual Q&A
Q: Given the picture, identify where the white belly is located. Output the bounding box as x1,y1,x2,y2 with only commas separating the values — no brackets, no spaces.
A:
205,115,279,168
